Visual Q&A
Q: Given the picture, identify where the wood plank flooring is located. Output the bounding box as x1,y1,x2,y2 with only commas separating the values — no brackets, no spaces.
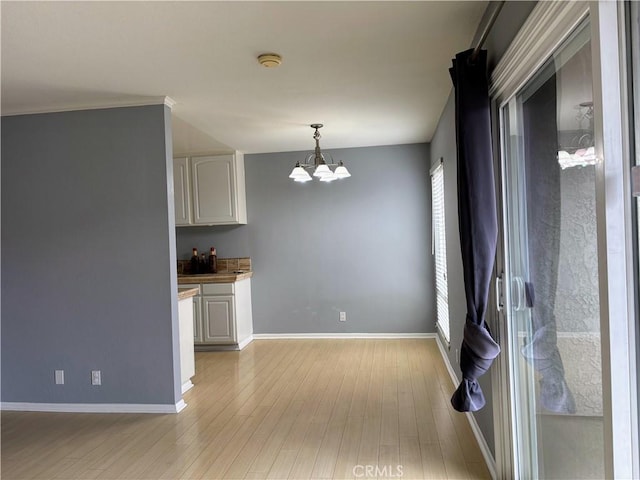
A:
1,339,491,479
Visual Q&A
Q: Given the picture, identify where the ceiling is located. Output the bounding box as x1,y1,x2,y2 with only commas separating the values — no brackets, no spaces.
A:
1,1,487,155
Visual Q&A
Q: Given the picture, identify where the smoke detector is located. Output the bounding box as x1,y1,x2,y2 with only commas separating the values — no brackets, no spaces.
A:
257,53,282,68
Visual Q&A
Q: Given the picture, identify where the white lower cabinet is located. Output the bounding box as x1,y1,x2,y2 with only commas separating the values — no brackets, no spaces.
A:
202,295,235,344
184,279,253,349
193,296,203,343
182,284,203,343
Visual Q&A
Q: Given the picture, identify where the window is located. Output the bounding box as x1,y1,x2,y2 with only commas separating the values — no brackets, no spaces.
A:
431,161,450,343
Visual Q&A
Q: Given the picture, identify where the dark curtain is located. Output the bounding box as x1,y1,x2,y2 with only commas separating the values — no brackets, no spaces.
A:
449,49,500,412
521,72,576,414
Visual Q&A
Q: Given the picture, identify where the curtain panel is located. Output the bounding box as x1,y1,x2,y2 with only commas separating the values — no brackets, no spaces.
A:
449,49,500,412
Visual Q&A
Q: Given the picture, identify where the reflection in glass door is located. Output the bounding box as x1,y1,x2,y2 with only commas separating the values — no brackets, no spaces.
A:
500,19,605,479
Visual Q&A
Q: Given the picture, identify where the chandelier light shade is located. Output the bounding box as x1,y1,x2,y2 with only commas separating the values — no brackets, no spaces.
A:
557,146,597,170
557,101,597,170
289,124,351,183
334,161,351,178
288,163,313,182
313,164,332,177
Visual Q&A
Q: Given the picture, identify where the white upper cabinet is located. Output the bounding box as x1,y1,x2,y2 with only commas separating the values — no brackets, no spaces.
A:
192,155,238,224
173,153,247,226
173,157,192,226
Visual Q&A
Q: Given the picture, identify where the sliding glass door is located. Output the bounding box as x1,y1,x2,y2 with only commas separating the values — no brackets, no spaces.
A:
491,2,638,478
500,19,605,479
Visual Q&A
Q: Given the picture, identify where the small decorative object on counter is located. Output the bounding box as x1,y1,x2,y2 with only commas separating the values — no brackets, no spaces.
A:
190,248,199,274
200,253,207,273
209,247,218,273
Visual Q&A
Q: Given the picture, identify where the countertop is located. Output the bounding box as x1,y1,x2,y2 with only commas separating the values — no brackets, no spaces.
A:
178,287,200,300
177,271,253,285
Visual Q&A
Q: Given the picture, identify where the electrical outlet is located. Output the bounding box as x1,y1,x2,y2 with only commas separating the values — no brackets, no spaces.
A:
91,370,101,386
339,311,347,322
55,370,64,385
456,349,460,364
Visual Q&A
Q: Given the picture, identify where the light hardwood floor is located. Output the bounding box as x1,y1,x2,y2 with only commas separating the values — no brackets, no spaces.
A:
1,339,491,479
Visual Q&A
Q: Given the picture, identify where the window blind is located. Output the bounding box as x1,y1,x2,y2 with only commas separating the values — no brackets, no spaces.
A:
431,163,450,343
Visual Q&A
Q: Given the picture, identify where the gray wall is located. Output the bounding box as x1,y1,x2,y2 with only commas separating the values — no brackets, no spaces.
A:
1,105,181,405
177,143,435,334
430,0,537,458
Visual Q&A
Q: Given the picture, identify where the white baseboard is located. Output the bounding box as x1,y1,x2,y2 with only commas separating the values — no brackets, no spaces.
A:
435,336,497,480
435,335,461,389
195,344,237,352
252,333,436,339
181,380,194,394
1,399,187,414
237,335,254,350
175,399,187,413
194,335,254,352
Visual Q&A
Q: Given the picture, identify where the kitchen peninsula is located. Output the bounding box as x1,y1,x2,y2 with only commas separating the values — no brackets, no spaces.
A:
177,287,198,393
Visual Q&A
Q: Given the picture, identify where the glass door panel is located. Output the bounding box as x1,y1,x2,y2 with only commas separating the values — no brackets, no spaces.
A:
500,19,605,479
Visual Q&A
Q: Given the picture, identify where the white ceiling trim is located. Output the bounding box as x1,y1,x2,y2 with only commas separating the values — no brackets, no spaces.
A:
1,96,176,117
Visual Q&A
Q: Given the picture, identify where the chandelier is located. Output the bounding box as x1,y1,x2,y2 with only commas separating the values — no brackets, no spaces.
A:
288,124,351,182
557,101,596,170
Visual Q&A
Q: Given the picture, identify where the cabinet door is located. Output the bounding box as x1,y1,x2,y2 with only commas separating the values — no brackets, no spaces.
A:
202,295,235,344
193,296,203,344
191,155,237,225
173,157,192,226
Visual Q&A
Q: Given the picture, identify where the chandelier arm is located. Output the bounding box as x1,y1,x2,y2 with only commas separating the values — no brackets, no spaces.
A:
322,153,336,166
300,153,316,169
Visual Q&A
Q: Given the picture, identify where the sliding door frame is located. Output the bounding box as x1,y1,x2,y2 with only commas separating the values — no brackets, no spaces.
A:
489,1,639,478
590,2,638,476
